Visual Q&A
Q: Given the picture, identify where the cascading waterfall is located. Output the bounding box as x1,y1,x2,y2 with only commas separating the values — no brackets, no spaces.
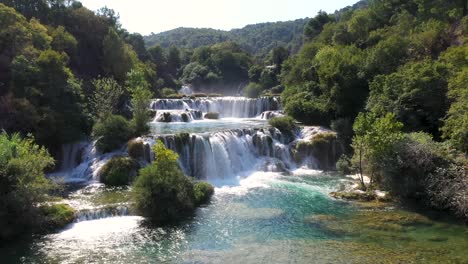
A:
154,109,203,122
150,96,281,119
154,127,296,180
75,205,130,222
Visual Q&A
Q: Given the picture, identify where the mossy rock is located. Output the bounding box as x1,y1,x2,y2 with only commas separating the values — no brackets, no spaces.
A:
193,181,215,206
161,112,172,122
208,93,222,97
193,93,207,98
181,113,189,122
128,139,145,160
99,157,139,186
204,112,220,119
40,204,76,230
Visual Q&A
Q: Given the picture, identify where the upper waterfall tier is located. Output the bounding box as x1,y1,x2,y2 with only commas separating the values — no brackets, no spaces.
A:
150,97,281,118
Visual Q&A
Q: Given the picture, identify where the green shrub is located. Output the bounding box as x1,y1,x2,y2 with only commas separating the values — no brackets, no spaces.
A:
268,116,297,134
193,93,207,97
99,157,139,186
128,140,145,160
204,112,220,119
0,132,55,241
166,93,184,99
193,182,214,206
271,85,284,94
244,83,263,98
336,155,352,175
92,115,134,153
40,204,76,230
161,88,176,97
132,141,214,224
283,94,330,125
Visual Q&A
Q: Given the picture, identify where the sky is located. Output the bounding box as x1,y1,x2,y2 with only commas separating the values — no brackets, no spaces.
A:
79,0,359,35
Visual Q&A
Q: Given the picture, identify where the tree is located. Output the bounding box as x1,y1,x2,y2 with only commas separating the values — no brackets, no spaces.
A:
167,45,181,77
304,11,332,40
126,69,152,135
132,141,196,224
91,77,124,121
102,28,137,82
367,60,448,137
351,112,403,189
0,132,54,240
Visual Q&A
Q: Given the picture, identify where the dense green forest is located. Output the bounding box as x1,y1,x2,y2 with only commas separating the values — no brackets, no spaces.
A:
144,19,308,58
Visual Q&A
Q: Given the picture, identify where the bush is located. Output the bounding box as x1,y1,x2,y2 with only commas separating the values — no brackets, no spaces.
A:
92,115,134,153
193,93,207,98
166,93,184,99
268,116,297,134
40,204,76,230
0,132,55,241
193,182,214,206
99,157,139,186
270,85,284,94
244,83,263,98
336,155,352,175
283,94,330,125
204,112,220,119
161,88,176,97
132,141,214,224
128,139,145,159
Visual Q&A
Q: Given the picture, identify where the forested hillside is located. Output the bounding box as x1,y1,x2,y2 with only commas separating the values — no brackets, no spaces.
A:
144,19,309,58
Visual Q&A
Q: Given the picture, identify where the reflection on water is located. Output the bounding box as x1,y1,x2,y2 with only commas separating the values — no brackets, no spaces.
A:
4,170,468,263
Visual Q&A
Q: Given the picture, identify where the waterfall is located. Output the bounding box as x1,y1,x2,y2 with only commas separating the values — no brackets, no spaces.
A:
59,142,88,171
150,97,281,118
179,85,194,95
75,205,130,222
154,127,295,180
154,110,203,122
48,141,127,183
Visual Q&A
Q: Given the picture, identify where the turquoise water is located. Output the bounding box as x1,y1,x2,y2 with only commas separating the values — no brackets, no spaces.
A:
149,118,267,134
4,170,467,263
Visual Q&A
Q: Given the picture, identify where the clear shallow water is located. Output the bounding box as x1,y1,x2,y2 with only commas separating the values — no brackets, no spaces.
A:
149,118,268,134
4,170,468,264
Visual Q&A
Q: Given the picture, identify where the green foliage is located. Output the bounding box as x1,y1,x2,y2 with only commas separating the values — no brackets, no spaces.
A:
132,141,213,224
268,116,297,135
160,88,177,98
0,132,55,240
439,45,468,152
91,77,124,121
181,42,251,93
126,69,152,136
243,83,263,98
92,115,133,153
39,203,76,231
336,155,352,175
193,182,214,206
442,69,468,152
102,28,137,82
99,157,139,186
367,60,448,137
351,112,403,188
127,139,145,160
144,19,308,58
